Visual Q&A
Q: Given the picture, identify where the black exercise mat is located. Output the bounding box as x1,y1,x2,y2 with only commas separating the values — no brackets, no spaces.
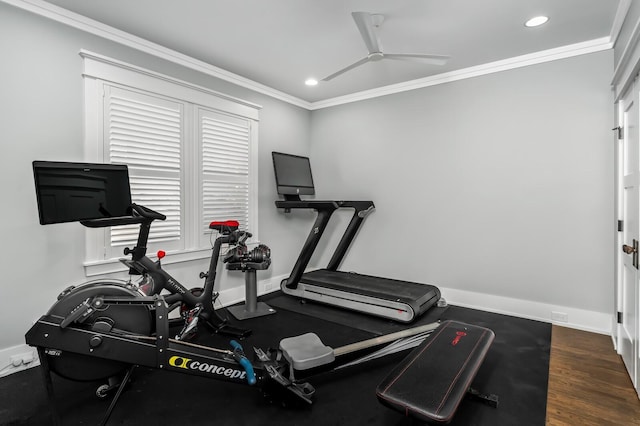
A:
264,292,447,335
1,304,550,425
441,305,551,426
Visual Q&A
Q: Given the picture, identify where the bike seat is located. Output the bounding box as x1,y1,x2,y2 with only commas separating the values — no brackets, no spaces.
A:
209,220,239,233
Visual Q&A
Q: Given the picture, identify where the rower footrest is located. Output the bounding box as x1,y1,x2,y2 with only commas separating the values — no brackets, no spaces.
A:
376,320,495,424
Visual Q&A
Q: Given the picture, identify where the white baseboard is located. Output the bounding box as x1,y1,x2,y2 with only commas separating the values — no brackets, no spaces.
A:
2,276,612,378
219,276,613,335
0,344,40,379
438,286,612,335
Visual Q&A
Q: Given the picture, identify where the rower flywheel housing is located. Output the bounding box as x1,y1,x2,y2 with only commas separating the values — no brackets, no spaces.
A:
45,280,153,381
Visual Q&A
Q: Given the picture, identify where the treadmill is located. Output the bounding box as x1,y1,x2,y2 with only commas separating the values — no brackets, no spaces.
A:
272,152,441,323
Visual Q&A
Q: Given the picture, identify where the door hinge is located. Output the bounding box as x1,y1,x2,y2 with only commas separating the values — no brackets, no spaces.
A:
617,311,623,324
618,220,624,232
613,126,623,139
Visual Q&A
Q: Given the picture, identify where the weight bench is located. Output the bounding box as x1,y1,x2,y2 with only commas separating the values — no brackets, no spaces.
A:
376,320,496,423
277,320,495,423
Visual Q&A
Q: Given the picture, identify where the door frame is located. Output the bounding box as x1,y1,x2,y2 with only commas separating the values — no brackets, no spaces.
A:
615,79,640,397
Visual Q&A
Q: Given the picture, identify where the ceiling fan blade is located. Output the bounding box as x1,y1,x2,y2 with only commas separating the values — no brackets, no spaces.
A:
384,53,450,65
322,56,372,81
352,11,381,54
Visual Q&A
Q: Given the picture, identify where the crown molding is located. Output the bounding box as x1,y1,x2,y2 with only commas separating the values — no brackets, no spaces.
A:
310,37,613,110
3,0,617,111
610,0,632,46
2,0,313,109
611,1,640,100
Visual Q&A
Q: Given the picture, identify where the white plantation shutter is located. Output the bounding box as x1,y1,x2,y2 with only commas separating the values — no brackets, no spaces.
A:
200,109,250,234
104,86,183,252
82,53,260,271
111,176,182,245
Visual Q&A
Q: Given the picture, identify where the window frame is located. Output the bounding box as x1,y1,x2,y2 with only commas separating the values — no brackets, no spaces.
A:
81,50,261,276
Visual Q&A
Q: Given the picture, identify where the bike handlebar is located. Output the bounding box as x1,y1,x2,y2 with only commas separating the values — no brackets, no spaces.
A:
237,231,252,245
80,204,167,228
131,203,167,221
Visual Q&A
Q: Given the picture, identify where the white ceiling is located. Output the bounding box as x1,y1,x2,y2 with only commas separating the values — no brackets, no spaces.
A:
39,0,626,104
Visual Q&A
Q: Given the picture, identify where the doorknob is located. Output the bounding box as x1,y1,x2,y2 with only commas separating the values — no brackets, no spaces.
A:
623,239,639,269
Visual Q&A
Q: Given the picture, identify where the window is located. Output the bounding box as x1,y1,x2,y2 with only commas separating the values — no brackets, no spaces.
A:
82,51,260,275
199,108,251,246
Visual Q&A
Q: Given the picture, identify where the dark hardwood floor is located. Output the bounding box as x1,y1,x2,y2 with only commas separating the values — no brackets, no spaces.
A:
546,325,640,425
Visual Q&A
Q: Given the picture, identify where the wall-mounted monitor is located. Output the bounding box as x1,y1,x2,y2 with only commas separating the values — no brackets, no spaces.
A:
33,161,132,225
272,152,315,201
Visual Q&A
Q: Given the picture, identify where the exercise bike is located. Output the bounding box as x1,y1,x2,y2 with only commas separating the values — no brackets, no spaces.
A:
41,203,260,381
27,202,311,423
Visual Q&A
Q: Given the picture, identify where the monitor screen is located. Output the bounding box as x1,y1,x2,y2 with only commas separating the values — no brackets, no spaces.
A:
33,161,132,225
272,152,315,199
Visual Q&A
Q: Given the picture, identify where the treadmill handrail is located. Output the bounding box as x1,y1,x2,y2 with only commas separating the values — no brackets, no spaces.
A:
275,200,374,213
276,199,375,289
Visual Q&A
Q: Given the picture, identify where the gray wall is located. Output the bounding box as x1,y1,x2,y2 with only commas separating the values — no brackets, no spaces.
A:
0,3,312,351
309,51,614,314
0,1,616,354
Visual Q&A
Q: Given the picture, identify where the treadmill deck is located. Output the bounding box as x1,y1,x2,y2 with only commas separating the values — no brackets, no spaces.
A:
282,269,441,323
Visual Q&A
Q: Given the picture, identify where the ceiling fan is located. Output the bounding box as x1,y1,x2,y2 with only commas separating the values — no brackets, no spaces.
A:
322,11,450,82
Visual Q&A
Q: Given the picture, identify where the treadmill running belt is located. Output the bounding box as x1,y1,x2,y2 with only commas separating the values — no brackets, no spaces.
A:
301,269,439,306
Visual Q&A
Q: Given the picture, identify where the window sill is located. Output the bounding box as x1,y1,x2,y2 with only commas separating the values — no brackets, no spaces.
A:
83,247,214,277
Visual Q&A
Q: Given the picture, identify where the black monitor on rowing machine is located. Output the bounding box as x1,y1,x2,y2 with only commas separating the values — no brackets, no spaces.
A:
272,152,315,202
33,161,132,225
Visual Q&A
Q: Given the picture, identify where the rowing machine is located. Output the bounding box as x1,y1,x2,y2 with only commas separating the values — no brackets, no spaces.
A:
26,290,443,425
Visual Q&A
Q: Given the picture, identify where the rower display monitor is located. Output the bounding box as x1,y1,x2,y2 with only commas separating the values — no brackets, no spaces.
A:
272,152,315,201
33,161,132,224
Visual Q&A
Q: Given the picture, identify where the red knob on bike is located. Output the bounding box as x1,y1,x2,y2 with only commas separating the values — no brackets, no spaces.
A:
157,250,166,259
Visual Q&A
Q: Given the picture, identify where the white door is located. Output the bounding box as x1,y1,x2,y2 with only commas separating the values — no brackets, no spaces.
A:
618,81,639,393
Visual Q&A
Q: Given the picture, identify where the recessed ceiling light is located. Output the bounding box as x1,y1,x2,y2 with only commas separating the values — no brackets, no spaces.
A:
525,16,549,27
305,78,318,86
